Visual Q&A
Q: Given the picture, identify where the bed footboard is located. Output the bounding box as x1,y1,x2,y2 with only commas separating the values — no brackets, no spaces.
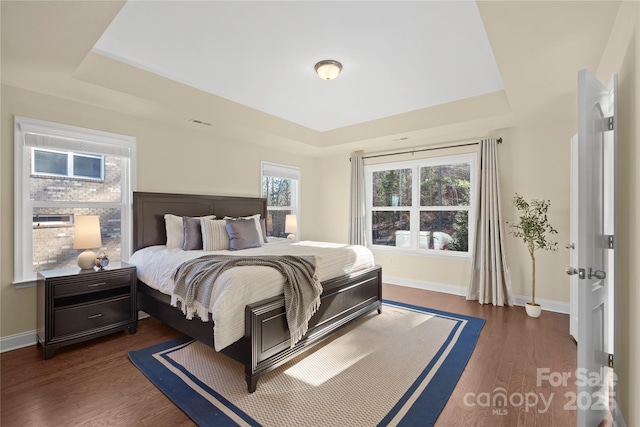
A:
243,265,382,392
136,265,382,393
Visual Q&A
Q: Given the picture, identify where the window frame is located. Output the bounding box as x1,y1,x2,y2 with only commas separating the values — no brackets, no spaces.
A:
260,161,300,239
14,116,136,287
365,152,477,258
31,147,105,180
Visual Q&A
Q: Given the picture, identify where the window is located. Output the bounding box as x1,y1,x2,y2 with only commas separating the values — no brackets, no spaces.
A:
32,148,105,180
14,117,136,286
261,162,300,238
365,153,476,256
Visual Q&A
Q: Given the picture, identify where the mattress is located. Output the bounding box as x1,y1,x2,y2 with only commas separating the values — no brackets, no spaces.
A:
129,238,375,350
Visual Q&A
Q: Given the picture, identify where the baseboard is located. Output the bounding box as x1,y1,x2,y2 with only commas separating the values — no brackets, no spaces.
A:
384,275,467,297
511,294,570,314
0,330,37,353
383,275,570,314
1,311,151,354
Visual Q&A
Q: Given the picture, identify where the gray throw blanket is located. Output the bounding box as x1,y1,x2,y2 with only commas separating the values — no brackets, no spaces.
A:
172,255,323,348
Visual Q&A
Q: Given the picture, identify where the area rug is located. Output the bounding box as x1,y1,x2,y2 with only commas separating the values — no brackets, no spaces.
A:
129,300,484,427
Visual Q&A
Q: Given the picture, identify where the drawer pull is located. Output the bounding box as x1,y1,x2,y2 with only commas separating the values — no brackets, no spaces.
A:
87,313,104,319
87,282,107,288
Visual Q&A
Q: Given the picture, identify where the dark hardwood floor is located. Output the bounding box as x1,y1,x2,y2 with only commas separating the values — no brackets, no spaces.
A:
1,284,576,426
384,285,577,427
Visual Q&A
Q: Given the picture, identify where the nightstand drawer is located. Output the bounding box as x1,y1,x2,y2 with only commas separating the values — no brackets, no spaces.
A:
54,296,131,337
38,263,137,359
53,274,132,298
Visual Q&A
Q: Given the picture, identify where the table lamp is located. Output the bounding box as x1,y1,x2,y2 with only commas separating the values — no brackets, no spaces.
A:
74,215,102,270
285,214,297,240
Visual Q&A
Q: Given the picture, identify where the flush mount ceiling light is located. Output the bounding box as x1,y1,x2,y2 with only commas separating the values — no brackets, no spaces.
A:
314,60,342,81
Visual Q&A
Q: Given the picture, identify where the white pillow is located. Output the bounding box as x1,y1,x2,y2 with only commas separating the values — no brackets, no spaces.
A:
201,218,230,251
223,214,265,246
164,214,215,249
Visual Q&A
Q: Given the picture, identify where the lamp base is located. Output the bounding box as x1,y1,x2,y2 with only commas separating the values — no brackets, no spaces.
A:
78,249,97,270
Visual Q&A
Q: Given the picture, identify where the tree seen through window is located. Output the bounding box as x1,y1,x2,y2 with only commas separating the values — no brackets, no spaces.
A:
367,155,475,253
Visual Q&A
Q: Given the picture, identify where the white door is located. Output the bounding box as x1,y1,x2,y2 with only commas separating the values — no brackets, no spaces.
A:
572,69,617,426
569,134,579,341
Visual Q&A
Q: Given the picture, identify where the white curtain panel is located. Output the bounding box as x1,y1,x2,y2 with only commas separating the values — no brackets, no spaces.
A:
467,139,514,306
349,151,367,246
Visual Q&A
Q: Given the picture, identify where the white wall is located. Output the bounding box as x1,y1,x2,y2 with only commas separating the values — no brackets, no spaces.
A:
0,84,320,338
316,120,573,306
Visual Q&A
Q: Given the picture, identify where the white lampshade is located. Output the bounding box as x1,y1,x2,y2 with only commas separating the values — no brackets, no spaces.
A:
74,215,102,249
314,60,342,80
74,215,102,269
285,214,298,234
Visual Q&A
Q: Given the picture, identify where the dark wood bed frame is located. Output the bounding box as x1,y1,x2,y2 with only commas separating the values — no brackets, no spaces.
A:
133,191,382,392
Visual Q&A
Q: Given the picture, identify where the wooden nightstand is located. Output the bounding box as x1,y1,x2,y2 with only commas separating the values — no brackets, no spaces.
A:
37,262,137,359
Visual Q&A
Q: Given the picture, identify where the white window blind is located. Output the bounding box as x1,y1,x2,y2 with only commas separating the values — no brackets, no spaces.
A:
261,162,300,181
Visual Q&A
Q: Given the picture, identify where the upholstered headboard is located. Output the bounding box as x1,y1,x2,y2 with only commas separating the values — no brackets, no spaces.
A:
132,192,268,252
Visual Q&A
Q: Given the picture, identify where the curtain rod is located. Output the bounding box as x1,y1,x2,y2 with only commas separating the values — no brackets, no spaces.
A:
361,137,502,160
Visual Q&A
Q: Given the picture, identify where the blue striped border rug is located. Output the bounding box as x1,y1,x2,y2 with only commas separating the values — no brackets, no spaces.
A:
129,300,484,426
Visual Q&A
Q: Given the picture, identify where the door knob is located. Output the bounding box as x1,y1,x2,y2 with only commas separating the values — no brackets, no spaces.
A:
566,267,578,275
588,268,607,280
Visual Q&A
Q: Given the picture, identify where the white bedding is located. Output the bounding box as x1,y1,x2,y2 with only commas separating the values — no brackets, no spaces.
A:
129,238,375,351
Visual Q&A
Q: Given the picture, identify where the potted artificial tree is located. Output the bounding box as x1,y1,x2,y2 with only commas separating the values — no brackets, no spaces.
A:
508,193,558,317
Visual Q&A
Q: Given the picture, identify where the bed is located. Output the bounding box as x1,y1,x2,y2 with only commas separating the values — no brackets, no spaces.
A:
131,191,382,392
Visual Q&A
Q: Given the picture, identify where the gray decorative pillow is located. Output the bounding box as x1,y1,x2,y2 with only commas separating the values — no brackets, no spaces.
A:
223,214,264,246
225,218,262,250
183,216,204,250
165,214,214,249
